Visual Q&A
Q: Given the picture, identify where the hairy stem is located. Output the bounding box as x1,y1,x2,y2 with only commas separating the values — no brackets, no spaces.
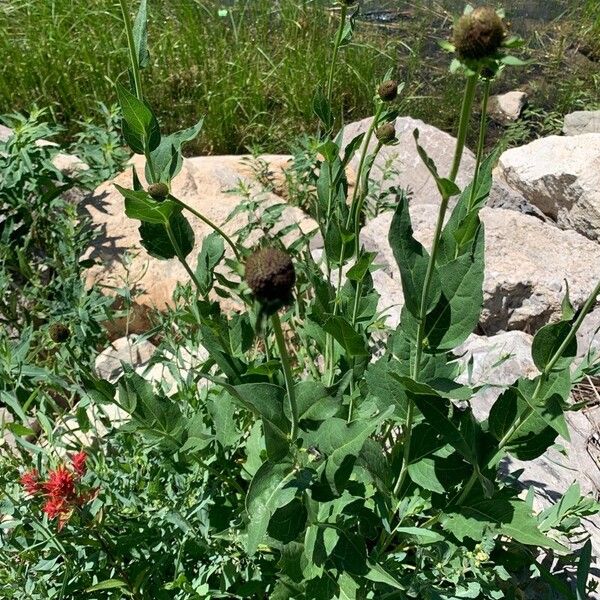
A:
118,0,143,101
393,73,480,499
165,221,203,292
449,74,478,183
272,312,299,441
467,77,491,213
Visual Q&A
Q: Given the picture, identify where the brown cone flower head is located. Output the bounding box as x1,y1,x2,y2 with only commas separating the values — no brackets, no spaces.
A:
245,247,295,307
148,182,169,200
378,80,399,102
376,123,396,144
49,323,70,344
453,7,506,60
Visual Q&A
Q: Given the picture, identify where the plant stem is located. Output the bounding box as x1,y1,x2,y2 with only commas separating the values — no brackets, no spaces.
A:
448,74,478,183
118,0,143,101
392,73,480,499
467,77,491,213
272,312,299,441
326,3,348,107
164,221,203,292
169,195,241,260
347,103,384,233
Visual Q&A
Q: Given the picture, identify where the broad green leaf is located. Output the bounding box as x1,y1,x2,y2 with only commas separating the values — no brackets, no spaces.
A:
296,381,340,421
346,252,376,282
195,232,225,295
395,526,445,544
365,356,409,419
268,498,307,544
388,192,441,317
115,184,176,224
518,370,570,440
444,496,567,552
531,320,577,372
561,281,575,321
149,118,204,182
365,562,405,591
202,375,289,458
411,393,480,465
139,209,194,260
488,383,561,461
407,458,445,493
132,0,150,69
323,315,368,357
415,227,485,352
116,82,160,154
246,460,298,555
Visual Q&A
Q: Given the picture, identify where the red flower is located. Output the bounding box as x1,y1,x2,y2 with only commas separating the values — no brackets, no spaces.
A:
20,469,42,496
71,451,87,477
44,466,75,501
42,496,67,519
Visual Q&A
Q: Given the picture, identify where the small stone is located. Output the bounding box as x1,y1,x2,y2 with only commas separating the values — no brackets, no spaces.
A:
487,91,527,124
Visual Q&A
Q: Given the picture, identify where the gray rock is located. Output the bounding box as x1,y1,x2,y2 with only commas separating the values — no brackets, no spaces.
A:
488,173,547,221
361,206,600,334
488,91,528,124
564,110,600,136
498,134,600,241
341,116,475,207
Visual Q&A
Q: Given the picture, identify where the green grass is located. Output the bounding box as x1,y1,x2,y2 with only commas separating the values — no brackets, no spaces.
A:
1,0,599,157
0,0,396,154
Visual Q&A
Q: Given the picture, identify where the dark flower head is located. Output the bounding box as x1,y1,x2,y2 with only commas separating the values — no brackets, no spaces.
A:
376,122,396,145
245,247,295,311
147,182,169,200
49,323,70,344
378,80,399,102
453,6,506,60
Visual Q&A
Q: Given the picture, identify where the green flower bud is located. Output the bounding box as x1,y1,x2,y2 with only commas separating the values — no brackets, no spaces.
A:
453,7,506,60
378,80,399,102
245,247,296,308
49,323,70,344
376,122,396,144
148,182,169,200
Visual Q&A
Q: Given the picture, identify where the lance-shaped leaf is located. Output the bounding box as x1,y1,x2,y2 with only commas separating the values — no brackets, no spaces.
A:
388,192,441,317
116,82,160,154
246,460,299,555
132,0,150,69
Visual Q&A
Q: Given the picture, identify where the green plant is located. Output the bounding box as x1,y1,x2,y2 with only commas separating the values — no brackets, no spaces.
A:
2,2,600,599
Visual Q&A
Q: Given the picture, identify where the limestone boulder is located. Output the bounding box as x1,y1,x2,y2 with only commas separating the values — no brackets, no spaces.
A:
488,91,528,124
362,206,600,334
564,110,600,136
341,116,475,207
83,154,317,335
498,134,600,241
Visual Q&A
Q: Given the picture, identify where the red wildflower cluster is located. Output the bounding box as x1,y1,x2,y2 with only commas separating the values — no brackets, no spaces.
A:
20,451,95,531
